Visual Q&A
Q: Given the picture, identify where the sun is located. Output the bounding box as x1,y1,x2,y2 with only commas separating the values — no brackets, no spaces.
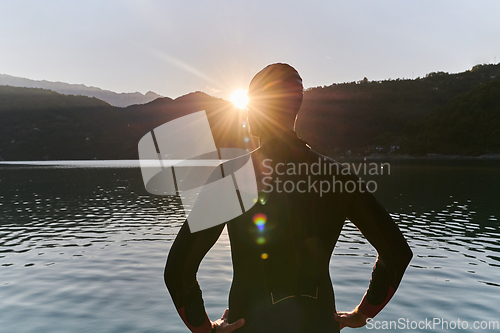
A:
230,89,249,109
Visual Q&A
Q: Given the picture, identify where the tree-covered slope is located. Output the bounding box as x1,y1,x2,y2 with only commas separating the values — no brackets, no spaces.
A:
1,63,499,160
0,88,247,161
296,63,500,155
0,86,110,111
405,78,500,155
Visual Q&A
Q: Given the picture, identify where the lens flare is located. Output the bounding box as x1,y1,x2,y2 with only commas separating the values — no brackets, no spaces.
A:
253,213,267,232
257,237,266,245
258,193,269,205
261,253,269,260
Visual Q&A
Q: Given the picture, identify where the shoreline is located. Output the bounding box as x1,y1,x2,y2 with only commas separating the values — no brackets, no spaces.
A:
331,153,500,161
1,153,500,163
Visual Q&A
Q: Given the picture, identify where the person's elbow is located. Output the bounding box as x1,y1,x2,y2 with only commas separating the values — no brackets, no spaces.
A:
400,242,413,268
164,255,176,291
387,240,413,271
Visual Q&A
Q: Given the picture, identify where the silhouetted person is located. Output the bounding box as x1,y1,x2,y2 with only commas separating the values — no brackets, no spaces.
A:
165,63,413,332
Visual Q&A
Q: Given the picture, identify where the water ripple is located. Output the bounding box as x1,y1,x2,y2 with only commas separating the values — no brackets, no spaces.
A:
1,163,499,332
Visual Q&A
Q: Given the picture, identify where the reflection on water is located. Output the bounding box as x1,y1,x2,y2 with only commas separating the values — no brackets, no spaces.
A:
0,161,499,332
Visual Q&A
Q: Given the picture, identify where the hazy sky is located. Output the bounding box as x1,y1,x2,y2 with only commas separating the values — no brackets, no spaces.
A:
1,0,499,100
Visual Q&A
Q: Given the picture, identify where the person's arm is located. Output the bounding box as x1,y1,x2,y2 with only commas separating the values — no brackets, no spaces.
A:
164,222,227,332
335,191,413,329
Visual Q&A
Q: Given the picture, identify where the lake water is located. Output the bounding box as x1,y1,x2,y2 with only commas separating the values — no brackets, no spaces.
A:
0,160,499,332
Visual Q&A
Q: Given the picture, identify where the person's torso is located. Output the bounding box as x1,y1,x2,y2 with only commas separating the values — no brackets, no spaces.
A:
226,136,357,332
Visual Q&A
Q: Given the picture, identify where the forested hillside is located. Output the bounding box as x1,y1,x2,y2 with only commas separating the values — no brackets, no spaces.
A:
1,63,499,160
404,78,500,155
296,63,500,156
0,88,247,160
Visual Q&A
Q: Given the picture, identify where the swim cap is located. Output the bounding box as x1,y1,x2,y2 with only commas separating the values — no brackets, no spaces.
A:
248,63,303,115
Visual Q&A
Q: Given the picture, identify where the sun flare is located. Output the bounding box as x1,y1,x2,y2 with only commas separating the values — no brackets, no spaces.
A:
230,89,249,109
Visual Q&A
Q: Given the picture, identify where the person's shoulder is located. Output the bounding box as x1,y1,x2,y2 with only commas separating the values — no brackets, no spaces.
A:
301,146,353,177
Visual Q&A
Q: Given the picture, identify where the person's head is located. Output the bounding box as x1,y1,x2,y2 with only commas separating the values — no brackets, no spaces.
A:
247,63,303,140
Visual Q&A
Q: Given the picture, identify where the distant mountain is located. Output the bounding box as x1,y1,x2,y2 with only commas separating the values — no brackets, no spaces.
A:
0,87,248,161
0,85,110,111
0,74,162,107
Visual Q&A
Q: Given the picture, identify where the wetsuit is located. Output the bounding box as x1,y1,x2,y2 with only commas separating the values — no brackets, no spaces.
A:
164,131,412,332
